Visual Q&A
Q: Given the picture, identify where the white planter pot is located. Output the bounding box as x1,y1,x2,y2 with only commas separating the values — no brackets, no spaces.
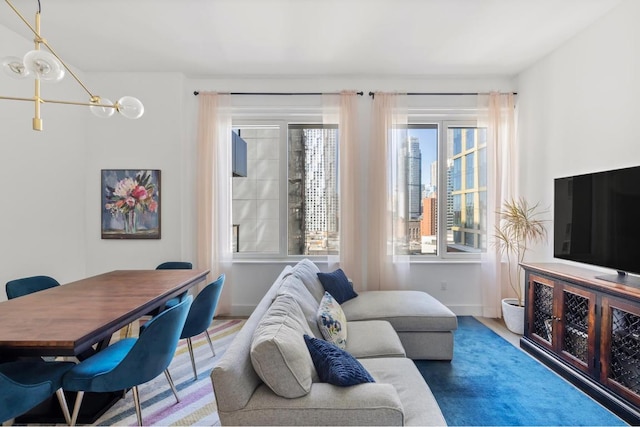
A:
501,298,524,335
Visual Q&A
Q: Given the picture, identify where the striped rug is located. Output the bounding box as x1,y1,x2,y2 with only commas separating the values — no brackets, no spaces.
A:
89,318,244,426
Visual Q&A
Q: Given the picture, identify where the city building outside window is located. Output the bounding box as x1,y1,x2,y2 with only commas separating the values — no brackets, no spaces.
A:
231,123,339,257
405,122,487,257
231,118,486,260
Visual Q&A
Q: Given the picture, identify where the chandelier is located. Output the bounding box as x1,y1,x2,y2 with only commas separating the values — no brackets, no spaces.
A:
0,0,144,131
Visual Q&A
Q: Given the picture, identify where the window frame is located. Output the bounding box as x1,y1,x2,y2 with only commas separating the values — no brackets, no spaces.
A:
233,117,340,261
231,113,486,263
407,118,485,262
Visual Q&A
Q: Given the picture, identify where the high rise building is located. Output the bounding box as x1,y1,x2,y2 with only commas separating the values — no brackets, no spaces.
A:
421,196,437,236
408,136,422,220
448,128,486,252
304,128,338,234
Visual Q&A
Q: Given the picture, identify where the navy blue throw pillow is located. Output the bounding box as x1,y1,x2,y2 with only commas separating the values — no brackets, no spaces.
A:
316,268,358,304
303,334,375,386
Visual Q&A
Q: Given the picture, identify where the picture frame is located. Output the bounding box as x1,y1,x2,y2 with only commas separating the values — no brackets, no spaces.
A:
101,169,161,239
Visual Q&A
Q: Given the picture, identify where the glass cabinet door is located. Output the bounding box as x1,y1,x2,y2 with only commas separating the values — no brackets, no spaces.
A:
527,274,555,349
601,297,640,406
557,284,596,374
526,274,595,374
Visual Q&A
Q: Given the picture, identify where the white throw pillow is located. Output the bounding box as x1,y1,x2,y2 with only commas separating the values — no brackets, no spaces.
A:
317,291,348,349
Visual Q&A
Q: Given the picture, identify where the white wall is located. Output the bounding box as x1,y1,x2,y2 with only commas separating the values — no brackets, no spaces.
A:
82,72,191,275
0,26,87,297
517,0,640,267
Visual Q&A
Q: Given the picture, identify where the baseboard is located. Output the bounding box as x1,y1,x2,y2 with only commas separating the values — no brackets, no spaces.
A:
448,304,483,316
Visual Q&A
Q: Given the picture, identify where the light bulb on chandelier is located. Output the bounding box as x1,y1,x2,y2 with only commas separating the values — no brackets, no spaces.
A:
2,56,31,79
0,0,144,131
22,50,64,81
89,97,115,118
116,96,145,119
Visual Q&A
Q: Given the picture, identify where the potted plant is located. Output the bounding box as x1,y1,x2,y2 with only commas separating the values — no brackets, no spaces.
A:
493,197,548,334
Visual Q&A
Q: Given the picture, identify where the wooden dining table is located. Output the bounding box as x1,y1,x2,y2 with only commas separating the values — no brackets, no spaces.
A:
0,268,209,423
0,268,210,358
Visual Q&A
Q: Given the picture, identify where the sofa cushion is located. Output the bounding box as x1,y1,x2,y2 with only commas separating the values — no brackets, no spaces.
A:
317,268,358,304
341,290,458,332
277,275,323,338
317,291,347,349
291,258,326,303
345,320,405,359
360,357,446,426
304,335,375,387
250,293,317,398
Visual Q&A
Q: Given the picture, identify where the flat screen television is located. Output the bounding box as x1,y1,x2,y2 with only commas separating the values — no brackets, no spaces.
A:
554,165,640,286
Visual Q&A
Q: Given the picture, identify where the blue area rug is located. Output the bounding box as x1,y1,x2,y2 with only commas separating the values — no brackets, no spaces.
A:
415,316,627,426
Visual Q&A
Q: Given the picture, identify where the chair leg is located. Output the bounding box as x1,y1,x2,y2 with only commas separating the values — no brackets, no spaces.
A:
55,388,71,425
132,385,143,427
164,368,180,403
186,337,197,380
70,391,85,426
205,330,216,357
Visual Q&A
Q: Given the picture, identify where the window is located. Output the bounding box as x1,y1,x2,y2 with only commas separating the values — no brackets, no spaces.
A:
231,112,487,260
405,122,487,257
288,125,339,256
232,122,339,257
231,125,282,254
446,124,487,254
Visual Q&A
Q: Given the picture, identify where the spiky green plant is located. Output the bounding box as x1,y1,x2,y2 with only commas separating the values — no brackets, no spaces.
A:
493,198,548,306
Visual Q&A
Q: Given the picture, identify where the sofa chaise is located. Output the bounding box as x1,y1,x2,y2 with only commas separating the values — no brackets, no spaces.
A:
211,259,457,425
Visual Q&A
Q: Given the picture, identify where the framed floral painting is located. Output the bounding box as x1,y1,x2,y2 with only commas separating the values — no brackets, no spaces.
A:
101,169,161,239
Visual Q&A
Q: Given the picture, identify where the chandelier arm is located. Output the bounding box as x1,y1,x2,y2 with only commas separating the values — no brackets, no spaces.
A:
0,96,115,109
0,95,36,102
41,98,116,108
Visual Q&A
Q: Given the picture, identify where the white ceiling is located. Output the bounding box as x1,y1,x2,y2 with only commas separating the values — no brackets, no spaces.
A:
0,0,623,77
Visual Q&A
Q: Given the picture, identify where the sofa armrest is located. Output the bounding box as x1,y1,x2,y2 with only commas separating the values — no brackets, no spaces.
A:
218,382,404,426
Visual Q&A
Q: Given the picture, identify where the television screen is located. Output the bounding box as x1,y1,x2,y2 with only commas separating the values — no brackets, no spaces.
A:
554,165,640,282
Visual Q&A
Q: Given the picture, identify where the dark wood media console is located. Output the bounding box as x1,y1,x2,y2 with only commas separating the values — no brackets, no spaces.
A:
521,263,640,425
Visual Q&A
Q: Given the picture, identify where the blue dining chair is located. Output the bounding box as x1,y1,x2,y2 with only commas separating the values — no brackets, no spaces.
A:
123,261,194,337
177,274,225,380
62,295,193,426
5,275,60,299
0,359,75,424
156,261,193,308
156,261,193,270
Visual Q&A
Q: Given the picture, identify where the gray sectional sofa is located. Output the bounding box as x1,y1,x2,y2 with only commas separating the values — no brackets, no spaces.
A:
211,259,457,425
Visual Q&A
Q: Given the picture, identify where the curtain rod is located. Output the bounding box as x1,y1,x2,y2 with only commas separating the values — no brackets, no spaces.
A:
193,91,364,96
368,91,518,98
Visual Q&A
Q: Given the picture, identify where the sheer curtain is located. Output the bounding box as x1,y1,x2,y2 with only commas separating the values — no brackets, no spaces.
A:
479,92,517,318
195,92,233,315
323,91,363,288
367,92,410,291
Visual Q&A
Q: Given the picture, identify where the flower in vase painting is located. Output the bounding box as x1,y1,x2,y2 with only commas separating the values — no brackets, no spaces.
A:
104,171,158,233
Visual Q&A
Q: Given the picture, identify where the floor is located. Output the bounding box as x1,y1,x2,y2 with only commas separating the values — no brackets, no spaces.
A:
475,316,522,347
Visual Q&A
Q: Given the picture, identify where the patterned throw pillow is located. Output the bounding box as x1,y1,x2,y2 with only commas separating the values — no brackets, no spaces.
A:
316,268,358,304
304,334,375,386
317,291,347,349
